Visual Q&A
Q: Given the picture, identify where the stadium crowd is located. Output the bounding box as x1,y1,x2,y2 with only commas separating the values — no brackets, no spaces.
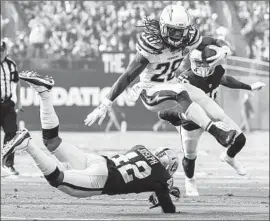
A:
1,1,269,62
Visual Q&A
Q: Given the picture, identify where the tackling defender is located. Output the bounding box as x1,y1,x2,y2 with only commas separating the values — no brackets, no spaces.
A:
159,49,266,196
84,4,237,148
2,71,180,213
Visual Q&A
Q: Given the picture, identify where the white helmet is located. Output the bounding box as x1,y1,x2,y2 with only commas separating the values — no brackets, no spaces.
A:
155,147,179,176
159,4,190,48
189,50,214,77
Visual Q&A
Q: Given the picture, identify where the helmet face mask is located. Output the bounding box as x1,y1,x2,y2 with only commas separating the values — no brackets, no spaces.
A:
190,50,214,77
155,147,179,176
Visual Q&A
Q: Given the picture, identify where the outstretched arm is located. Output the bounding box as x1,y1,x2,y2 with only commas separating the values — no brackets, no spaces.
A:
220,76,266,91
220,75,251,90
84,52,149,127
107,52,149,101
154,182,176,213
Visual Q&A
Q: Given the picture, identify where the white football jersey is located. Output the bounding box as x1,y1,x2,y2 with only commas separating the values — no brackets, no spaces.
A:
136,27,202,84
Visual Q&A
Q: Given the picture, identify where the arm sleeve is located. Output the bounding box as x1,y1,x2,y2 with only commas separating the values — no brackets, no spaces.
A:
197,36,230,51
220,75,252,90
154,182,176,213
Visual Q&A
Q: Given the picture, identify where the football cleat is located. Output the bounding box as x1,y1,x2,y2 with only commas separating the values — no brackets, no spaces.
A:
220,151,247,176
2,129,31,159
185,177,199,197
207,121,237,147
19,71,54,93
1,166,19,176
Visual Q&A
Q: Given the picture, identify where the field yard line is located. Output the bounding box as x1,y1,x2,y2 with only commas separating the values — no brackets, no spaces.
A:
1,217,187,221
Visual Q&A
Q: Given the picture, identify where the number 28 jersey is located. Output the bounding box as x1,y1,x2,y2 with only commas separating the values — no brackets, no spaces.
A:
102,145,171,195
136,27,202,83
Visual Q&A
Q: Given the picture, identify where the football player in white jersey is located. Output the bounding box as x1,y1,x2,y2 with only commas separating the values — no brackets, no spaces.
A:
159,49,266,196
84,4,235,148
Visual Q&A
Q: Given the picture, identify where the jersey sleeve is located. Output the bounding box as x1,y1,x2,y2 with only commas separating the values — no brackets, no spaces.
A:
187,27,202,50
136,32,162,62
9,59,19,83
154,181,176,213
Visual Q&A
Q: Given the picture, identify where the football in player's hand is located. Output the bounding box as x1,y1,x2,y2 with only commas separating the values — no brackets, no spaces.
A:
202,45,217,64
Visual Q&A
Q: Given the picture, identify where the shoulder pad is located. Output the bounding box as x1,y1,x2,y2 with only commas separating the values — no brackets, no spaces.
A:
188,27,202,47
136,32,163,56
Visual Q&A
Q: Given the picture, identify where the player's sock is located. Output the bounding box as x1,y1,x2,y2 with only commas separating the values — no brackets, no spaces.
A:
38,91,59,129
226,133,246,158
185,102,212,130
26,139,57,176
182,156,196,179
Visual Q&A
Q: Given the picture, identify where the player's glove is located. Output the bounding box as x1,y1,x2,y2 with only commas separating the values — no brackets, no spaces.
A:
250,82,266,91
206,45,231,67
149,193,160,209
84,98,113,127
169,186,181,199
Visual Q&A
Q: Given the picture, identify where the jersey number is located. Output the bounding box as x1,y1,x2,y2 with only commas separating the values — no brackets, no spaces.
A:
111,152,152,183
151,59,183,82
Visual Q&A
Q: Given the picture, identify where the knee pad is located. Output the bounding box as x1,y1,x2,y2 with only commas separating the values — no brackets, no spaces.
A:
182,157,196,179
42,126,59,140
227,133,246,158
44,167,64,188
43,136,62,152
234,133,246,148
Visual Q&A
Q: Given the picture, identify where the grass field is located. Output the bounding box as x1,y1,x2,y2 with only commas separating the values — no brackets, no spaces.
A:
1,131,269,220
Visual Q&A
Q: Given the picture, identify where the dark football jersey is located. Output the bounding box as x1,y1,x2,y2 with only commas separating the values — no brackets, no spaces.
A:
102,145,171,195
178,65,225,100
178,65,226,131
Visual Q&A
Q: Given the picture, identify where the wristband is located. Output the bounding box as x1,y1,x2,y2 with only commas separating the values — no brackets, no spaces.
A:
102,97,113,107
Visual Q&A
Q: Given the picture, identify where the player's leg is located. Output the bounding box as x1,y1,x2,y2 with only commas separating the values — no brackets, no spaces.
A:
141,83,236,147
2,100,18,175
159,102,247,176
19,71,88,170
220,117,246,175
2,129,108,198
178,127,203,196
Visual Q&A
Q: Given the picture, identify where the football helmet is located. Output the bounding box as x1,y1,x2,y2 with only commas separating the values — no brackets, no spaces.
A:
189,50,214,77
155,147,179,176
159,4,190,48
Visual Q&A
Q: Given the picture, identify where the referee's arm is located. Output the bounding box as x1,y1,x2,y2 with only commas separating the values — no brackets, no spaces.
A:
11,61,22,111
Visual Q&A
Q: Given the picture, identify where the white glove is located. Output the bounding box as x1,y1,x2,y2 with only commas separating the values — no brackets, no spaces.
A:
250,82,266,91
84,98,113,127
206,45,231,67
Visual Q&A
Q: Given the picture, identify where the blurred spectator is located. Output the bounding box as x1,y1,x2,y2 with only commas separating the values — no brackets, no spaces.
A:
3,1,268,62
240,93,255,133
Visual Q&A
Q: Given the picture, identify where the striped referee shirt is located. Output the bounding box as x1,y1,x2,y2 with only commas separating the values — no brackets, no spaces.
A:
0,57,19,101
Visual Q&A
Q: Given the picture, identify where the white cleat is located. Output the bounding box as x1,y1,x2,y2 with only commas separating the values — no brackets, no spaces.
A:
2,129,31,159
19,71,54,93
220,151,246,176
185,177,199,197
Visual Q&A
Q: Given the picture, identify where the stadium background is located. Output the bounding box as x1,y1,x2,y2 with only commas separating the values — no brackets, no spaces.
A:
1,0,269,132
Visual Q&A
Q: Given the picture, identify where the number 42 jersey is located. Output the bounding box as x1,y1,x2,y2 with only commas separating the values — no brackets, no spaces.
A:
102,145,172,195
136,27,202,84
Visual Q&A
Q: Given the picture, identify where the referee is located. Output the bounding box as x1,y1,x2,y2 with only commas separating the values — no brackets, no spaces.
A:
1,40,22,175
